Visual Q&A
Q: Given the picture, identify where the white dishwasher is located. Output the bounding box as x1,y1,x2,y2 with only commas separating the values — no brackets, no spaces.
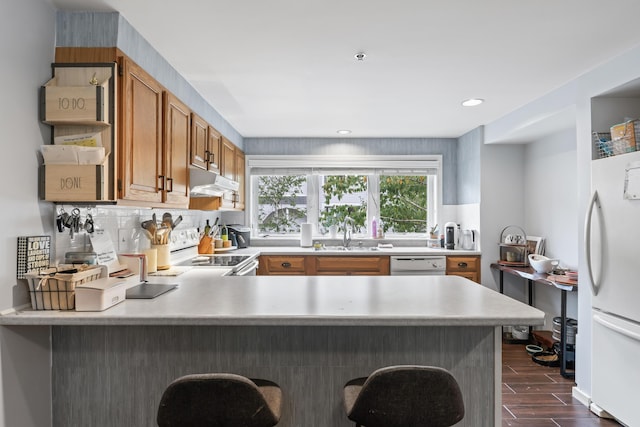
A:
390,256,446,275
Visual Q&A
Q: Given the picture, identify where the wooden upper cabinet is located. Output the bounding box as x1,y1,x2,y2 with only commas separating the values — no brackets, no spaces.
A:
163,93,191,207
207,126,221,172
220,136,237,209
190,113,221,172
235,149,245,210
190,113,208,170
119,57,163,204
220,137,236,181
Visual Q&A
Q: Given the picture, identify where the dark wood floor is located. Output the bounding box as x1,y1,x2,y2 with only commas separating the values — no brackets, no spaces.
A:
501,343,621,426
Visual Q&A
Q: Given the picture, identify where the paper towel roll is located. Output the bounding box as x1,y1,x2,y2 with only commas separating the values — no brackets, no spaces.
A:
300,223,313,247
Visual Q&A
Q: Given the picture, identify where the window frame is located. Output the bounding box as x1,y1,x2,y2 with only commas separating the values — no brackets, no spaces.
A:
246,155,442,239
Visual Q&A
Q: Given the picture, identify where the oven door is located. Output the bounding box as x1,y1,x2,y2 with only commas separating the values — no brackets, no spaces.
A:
230,260,259,276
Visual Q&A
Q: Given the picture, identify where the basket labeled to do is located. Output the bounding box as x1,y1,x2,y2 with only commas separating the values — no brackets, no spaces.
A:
25,265,103,310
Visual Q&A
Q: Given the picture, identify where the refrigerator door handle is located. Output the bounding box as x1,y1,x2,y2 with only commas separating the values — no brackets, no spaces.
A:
594,313,640,342
584,190,601,296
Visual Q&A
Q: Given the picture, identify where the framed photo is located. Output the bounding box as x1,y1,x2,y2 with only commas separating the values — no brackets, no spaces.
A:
526,236,544,256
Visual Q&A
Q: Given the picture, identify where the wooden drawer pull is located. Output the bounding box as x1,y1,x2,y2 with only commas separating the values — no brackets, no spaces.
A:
281,262,291,268
458,262,468,268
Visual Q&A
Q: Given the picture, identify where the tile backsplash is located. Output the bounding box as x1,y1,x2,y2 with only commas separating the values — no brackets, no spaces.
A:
53,205,243,264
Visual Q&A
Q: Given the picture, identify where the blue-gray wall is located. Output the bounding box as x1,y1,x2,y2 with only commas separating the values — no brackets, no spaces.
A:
55,11,242,147
244,137,463,205
457,126,482,204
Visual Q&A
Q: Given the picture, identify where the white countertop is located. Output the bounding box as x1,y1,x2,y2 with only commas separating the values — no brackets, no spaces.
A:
246,245,480,256
1,270,543,327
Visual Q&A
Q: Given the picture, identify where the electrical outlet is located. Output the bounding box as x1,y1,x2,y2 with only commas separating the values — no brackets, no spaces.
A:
118,228,132,252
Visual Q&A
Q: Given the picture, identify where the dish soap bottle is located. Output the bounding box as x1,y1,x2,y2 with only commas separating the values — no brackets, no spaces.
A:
371,217,378,238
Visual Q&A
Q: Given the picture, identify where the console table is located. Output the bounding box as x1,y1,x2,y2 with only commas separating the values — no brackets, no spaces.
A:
490,263,577,379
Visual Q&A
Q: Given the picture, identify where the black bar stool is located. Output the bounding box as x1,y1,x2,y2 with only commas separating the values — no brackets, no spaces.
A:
157,373,282,427
343,365,465,427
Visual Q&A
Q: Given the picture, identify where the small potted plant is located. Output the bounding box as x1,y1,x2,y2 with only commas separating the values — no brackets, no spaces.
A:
429,225,439,239
322,215,339,238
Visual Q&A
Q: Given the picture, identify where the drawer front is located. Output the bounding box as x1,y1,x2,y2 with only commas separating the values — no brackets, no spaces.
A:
448,271,479,283
313,256,389,275
260,256,306,274
446,256,479,272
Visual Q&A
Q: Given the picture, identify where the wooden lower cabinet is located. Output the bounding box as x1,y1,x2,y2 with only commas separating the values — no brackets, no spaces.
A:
259,254,479,281
258,255,390,276
446,256,481,283
311,256,390,275
258,256,307,275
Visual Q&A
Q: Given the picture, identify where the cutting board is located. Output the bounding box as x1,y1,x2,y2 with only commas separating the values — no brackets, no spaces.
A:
148,266,192,276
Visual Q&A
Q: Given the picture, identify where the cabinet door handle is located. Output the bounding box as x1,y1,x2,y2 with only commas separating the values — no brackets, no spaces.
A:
458,262,468,268
204,150,210,163
166,177,173,192
281,262,291,268
158,175,165,191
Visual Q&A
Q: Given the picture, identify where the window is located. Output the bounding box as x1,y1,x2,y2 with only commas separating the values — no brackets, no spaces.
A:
248,156,441,238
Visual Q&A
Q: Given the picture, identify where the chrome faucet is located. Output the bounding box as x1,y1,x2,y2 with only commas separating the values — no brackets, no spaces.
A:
343,216,355,248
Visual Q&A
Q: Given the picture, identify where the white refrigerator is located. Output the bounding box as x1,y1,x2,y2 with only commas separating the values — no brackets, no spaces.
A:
586,150,640,426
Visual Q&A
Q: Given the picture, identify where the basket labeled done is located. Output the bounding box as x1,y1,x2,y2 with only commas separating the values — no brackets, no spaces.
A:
25,265,103,310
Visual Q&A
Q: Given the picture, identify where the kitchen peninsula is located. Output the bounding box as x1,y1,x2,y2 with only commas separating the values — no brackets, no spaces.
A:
0,272,544,427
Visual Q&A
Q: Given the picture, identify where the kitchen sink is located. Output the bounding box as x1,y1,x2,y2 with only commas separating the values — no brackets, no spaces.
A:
322,245,379,251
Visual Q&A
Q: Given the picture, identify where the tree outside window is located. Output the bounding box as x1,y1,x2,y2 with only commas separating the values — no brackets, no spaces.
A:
257,175,306,233
320,175,367,233
379,175,427,233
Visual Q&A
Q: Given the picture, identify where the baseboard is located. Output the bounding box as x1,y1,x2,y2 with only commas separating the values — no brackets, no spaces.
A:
571,386,590,407
572,387,616,420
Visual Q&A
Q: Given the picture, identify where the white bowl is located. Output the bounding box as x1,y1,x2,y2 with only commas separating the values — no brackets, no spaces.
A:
528,254,559,274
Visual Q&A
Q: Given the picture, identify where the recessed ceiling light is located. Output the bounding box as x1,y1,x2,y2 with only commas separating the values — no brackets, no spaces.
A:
337,129,352,135
462,98,484,107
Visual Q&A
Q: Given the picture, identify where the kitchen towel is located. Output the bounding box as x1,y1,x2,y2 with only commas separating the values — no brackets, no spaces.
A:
300,223,313,247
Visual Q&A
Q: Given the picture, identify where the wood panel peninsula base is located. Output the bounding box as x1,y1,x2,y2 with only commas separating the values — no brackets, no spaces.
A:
0,273,544,427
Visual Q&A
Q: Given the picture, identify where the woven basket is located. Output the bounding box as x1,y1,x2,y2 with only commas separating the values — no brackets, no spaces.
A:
25,266,102,310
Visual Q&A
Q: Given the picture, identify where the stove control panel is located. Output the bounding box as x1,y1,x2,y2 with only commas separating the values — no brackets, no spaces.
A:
170,228,200,251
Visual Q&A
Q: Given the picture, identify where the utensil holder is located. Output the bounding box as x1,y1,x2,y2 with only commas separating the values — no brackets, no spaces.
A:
152,244,170,270
143,248,158,273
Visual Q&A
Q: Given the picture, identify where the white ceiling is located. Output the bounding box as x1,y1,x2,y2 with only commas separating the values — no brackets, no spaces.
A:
47,0,640,139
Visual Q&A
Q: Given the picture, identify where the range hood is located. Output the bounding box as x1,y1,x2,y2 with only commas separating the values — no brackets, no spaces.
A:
189,168,239,197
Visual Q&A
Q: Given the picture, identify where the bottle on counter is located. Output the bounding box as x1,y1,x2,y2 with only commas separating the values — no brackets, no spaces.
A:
371,216,377,238
220,224,228,241
204,219,211,236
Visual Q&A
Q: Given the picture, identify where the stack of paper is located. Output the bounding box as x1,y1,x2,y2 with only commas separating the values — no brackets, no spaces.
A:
41,145,106,165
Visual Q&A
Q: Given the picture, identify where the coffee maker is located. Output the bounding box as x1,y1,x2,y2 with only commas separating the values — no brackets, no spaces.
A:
444,222,458,249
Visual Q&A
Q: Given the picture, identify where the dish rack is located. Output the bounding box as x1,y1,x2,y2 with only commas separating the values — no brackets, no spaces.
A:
24,265,104,310
498,225,528,267
593,119,640,159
